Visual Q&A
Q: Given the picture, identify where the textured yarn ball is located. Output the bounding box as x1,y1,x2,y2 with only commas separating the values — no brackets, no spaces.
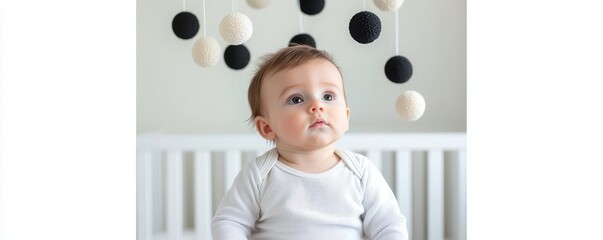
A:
349,11,382,44
385,55,413,83
289,33,316,48
373,0,405,12
247,0,269,9
396,90,426,121
219,12,253,45
172,12,200,39
224,44,250,70
192,37,221,68
299,0,325,15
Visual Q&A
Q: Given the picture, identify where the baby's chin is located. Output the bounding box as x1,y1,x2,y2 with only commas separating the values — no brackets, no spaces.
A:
275,138,338,151
303,134,343,148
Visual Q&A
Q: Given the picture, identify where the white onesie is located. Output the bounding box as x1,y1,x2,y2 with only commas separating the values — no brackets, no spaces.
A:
211,148,408,240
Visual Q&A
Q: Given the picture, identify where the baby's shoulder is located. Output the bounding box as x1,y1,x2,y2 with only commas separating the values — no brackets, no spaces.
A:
250,148,279,180
336,148,371,180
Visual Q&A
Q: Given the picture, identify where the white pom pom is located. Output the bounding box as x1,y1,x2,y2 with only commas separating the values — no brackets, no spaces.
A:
396,90,425,121
247,0,269,9
373,0,404,12
192,37,221,68
219,12,253,45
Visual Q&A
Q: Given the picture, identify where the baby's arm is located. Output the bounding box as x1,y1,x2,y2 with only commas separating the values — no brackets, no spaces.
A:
211,162,261,240
361,160,409,240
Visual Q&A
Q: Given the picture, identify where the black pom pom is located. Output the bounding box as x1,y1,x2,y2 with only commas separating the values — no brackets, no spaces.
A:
172,12,200,39
289,33,316,48
385,55,413,84
348,11,381,44
224,45,250,70
299,0,325,15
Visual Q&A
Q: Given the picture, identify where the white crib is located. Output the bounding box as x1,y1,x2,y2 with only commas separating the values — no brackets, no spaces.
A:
137,133,466,240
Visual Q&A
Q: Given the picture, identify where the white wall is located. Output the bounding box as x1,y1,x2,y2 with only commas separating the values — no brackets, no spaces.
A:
137,0,466,134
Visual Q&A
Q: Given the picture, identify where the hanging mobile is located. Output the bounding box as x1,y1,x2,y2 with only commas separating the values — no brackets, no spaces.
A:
220,0,253,45
375,3,424,121
349,0,381,44
299,0,325,15
373,0,405,12
192,0,221,67
396,90,426,121
222,0,251,70
384,6,412,83
289,0,316,48
172,0,200,39
224,44,251,70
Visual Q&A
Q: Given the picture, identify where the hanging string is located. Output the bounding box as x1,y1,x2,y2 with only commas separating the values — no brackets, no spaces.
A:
202,0,206,36
183,0,186,11
298,0,304,33
232,0,237,12
395,8,399,55
363,0,366,11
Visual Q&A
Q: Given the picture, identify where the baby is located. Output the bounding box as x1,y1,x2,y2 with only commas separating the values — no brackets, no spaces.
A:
212,45,408,240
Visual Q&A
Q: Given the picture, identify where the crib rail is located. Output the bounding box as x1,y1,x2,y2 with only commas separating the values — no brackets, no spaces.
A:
137,133,466,240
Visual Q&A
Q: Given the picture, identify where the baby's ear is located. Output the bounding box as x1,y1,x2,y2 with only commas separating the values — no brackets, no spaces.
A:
346,107,351,121
255,116,275,140
345,107,351,131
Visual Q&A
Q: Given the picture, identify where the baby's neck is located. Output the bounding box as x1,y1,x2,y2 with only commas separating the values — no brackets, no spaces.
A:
276,147,340,174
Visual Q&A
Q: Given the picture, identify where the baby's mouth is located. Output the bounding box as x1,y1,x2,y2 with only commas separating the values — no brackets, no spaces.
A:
310,120,328,128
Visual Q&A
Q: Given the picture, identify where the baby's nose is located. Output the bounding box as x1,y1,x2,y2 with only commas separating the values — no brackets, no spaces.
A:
309,100,324,113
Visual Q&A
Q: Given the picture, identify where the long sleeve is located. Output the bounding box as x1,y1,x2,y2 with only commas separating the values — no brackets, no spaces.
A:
211,161,262,240
361,159,409,240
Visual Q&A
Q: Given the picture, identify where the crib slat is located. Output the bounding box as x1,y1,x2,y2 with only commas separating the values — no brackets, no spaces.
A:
224,151,242,193
395,150,413,240
136,151,153,240
427,150,444,240
453,150,467,240
153,153,165,233
366,150,382,172
167,151,183,240
194,151,212,240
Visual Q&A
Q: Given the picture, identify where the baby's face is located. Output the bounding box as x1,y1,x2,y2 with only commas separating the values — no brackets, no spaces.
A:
259,58,350,151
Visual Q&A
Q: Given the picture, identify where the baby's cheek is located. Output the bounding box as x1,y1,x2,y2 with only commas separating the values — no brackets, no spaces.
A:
277,115,301,130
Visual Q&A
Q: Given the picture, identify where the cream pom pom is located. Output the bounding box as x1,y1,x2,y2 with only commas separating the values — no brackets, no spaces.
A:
219,12,253,45
373,0,404,12
247,0,269,9
396,90,426,121
192,37,221,68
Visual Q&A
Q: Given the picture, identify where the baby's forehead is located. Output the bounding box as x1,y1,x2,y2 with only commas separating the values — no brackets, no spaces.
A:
266,63,342,88
268,58,340,78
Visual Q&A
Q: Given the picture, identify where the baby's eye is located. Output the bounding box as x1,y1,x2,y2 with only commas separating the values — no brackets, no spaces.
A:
287,96,304,105
323,93,334,101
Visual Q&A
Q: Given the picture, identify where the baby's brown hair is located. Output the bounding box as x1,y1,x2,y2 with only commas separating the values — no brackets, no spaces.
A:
247,45,346,127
